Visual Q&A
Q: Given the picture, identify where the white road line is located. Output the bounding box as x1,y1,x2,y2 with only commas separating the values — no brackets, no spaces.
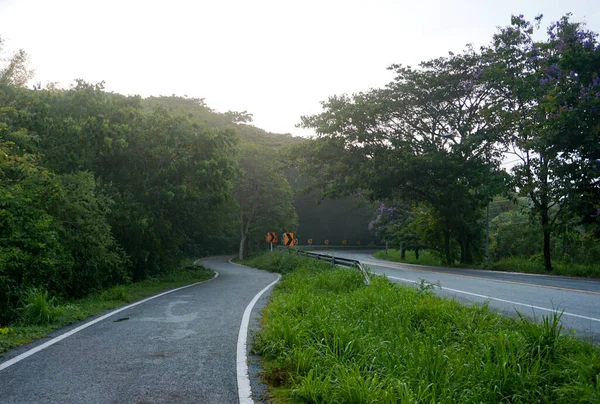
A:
0,271,219,372
385,275,600,323
234,261,281,404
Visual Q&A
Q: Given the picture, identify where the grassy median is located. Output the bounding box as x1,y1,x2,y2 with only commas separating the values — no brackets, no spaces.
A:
0,260,213,356
246,252,600,403
374,249,600,278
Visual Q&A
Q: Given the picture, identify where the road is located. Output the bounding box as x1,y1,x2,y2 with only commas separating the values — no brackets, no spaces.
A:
0,256,278,404
315,250,600,342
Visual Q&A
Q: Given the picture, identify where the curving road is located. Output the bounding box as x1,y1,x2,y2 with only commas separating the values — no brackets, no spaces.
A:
315,250,600,342
0,257,277,404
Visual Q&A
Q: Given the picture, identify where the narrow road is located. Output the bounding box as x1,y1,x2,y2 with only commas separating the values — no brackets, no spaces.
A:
317,250,600,342
0,256,278,404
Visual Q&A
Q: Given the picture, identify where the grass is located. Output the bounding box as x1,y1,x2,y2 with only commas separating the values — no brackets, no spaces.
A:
0,260,214,356
246,252,600,403
374,249,442,266
375,249,600,278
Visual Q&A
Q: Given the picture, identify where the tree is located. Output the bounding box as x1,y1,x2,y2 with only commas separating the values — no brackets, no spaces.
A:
298,49,504,264
484,14,600,271
233,145,297,259
0,37,34,86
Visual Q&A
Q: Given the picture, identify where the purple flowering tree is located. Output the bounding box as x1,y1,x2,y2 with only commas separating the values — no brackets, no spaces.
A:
484,14,600,271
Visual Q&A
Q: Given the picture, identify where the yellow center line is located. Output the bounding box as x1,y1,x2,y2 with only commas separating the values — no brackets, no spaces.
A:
361,259,600,296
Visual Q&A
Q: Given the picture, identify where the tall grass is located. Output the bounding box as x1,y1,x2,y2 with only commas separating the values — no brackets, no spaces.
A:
249,252,600,403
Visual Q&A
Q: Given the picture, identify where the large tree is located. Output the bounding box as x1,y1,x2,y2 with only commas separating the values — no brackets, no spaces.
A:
298,49,505,264
233,145,296,259
484,14,600,271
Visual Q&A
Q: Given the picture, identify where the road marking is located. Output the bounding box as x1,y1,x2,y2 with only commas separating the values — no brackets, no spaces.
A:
235,263,281,404
363,259,600,295
0,271,219,372
385,275,600,323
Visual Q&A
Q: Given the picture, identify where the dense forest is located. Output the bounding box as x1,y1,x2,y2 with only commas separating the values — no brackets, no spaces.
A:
294,14,600,273
1,13,599,324
0,38,376,324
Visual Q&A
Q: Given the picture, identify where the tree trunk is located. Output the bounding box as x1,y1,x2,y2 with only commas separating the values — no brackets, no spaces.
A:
239,234,247,260
400,246,406,260
443,229,451,265
541,211,552,272
415,248,420,260
460,239,473,264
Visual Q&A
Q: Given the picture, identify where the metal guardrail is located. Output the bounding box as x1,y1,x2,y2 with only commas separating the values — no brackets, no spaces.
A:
276,246,371,286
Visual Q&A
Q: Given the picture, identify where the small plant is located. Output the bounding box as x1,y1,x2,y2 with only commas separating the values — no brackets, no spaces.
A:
0,327,13,335
416,278,440,296
19,288,63,325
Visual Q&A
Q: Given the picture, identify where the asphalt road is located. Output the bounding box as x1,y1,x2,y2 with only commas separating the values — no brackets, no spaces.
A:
0,256,278,404
315,250,600,342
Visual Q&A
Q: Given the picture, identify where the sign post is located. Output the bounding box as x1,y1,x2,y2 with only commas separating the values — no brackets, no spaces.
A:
266,232,277,252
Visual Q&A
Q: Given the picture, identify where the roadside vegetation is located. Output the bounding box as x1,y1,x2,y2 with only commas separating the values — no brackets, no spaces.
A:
0,260,213,356
246,252,600,403
374,249,600,278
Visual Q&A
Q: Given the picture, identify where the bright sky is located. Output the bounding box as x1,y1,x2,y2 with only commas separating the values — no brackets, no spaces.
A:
1,0,599,136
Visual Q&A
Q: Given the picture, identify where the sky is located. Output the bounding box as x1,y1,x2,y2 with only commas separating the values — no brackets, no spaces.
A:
0,0,599,137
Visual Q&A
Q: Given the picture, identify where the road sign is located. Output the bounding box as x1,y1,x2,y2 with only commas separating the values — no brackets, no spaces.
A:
266,232,277,243
356,241,361,246
284,232,295,246
342,240,347,245
308,238,313,245
294,238,299,245
324,239,329,245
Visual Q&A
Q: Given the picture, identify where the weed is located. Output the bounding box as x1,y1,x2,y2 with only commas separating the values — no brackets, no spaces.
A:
416,278,440,296
19,288,63,326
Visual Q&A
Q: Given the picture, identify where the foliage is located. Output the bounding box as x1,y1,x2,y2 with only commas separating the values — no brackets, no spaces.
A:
297,48,506,265
233,144,297,259
483,14,600,271
247,253,600,403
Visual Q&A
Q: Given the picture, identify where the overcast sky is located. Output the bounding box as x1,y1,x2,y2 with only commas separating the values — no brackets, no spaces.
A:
1,0,599,136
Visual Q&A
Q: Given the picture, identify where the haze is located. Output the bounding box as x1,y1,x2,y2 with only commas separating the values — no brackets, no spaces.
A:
1,0,599,136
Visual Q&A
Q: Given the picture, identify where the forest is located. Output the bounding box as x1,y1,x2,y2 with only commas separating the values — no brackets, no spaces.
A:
1,13,599,324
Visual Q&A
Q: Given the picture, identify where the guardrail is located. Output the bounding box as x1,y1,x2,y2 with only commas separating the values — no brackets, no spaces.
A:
276,246,370,286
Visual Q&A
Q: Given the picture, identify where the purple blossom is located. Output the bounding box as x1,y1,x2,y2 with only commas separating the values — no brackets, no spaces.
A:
583,38,594,48
569,71,578,78
535,14,543,21
540,78,549,85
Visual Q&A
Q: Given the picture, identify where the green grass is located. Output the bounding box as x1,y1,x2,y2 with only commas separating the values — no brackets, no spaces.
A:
0,260,214,356
375,249,600,278
374,249,443,266
246,252,600,403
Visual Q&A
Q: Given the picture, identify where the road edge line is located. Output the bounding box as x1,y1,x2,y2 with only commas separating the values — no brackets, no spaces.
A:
234,259,281,404
0,270,219,372
385,274,600,323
